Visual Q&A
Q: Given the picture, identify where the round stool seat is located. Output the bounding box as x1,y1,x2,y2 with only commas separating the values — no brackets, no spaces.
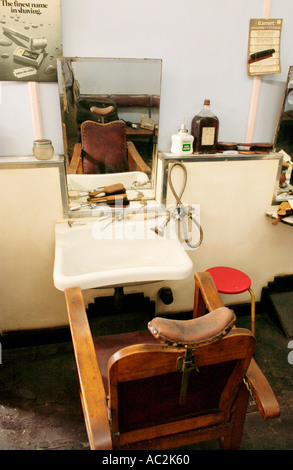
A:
206,267,251,294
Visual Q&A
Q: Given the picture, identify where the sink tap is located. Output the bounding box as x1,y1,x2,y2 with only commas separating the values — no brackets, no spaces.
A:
151,211,171,236
67,220,86,228
100,212,124,230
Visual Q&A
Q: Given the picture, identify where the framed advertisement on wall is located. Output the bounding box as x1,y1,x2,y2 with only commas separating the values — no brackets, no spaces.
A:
248,18,282,76
0,0,62,81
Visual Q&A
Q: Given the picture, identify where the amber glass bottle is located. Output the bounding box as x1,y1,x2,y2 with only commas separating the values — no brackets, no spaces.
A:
191,99,219,153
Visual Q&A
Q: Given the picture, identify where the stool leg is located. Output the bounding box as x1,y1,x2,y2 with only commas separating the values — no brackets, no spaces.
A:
248,288,255,336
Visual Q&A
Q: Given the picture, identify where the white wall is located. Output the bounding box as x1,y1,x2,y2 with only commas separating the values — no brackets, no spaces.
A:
1,0,293,156
1,0,293,331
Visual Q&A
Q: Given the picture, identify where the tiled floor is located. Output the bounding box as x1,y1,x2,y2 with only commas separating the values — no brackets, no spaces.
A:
0,310,292,451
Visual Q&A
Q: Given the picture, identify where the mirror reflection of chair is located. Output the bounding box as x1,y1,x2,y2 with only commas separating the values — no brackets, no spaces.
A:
64,272,280,450
68,119,151,175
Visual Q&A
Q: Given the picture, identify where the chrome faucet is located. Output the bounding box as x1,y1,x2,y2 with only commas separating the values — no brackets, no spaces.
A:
100,211,124,230
151,211,171,236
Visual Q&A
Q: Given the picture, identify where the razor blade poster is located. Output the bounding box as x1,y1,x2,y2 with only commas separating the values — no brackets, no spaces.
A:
248,18,282,76
0,0,62,81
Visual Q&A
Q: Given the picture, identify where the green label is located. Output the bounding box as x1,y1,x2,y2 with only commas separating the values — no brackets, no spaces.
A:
182,143,191,151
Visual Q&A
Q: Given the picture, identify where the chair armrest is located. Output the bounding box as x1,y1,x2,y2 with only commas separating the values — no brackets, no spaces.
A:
68,143,83,174
246,358,280,420
195,272,280,420
194,272,225,316
64,287,112,450
127,141,151,174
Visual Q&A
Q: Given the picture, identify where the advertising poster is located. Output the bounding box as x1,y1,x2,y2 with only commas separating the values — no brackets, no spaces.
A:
0,0,62,81
248,18,282,76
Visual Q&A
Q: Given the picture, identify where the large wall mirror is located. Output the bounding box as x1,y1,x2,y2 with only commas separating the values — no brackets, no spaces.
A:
274,65,293,160
273,65,293,201
57,57,162,212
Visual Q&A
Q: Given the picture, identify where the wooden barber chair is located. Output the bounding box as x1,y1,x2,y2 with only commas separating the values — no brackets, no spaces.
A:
64,272,280,450
68,119,151,175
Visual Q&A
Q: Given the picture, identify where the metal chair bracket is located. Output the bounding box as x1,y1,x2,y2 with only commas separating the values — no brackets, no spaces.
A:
177,347,199,405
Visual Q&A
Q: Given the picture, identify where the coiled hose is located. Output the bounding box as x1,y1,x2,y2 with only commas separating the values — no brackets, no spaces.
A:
168,161,203,249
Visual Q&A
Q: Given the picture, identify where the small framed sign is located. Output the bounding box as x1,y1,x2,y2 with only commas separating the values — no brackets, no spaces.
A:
248,18,282,76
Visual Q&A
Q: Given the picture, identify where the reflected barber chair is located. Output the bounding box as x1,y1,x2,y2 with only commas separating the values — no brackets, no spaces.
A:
64,272,280,450
68,119,151,175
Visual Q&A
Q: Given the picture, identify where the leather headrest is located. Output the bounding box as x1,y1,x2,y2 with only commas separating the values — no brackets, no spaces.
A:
148,307,236,347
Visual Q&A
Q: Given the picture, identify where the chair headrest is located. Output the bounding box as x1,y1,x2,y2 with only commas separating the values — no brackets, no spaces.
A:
148,307,236,347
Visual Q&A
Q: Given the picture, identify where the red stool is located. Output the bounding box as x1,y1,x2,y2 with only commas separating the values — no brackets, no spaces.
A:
206,266,255,335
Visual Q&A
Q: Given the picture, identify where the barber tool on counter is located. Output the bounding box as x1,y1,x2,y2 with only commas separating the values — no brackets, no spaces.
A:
69,183,129,210
272,201,293,226
88,194,129,206
217,142,273,154
88,183,126,198
87,183,129,206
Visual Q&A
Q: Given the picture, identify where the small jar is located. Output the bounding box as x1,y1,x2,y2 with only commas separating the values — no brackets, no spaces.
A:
33,139,54,160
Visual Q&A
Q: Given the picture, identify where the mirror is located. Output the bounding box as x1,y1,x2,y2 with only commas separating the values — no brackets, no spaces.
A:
273,65,293,200
57,57,162,208
274,66,293,159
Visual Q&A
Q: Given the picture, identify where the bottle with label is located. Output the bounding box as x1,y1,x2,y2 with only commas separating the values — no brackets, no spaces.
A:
170,117,194,155
191,99,219,153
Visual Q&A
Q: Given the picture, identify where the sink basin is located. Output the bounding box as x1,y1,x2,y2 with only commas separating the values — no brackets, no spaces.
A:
53,216,193,291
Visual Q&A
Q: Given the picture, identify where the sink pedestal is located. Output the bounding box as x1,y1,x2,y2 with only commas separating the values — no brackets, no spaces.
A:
87,291,155,317
113,287,124,311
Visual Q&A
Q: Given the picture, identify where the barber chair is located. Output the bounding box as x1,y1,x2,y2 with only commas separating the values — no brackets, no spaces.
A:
68,119,151,175
64,272,280,450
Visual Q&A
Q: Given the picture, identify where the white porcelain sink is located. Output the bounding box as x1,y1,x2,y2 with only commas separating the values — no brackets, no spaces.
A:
53,216,193,291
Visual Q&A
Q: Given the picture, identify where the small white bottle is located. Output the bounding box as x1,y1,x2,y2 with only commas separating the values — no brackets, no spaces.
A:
170,117,194,155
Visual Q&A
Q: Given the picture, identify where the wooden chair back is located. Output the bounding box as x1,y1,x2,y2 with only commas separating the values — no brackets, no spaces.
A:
105,328,255,449
81,120,128,174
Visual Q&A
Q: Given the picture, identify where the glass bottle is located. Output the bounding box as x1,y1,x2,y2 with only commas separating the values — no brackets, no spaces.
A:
191,99,219,153
33,139,54,160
